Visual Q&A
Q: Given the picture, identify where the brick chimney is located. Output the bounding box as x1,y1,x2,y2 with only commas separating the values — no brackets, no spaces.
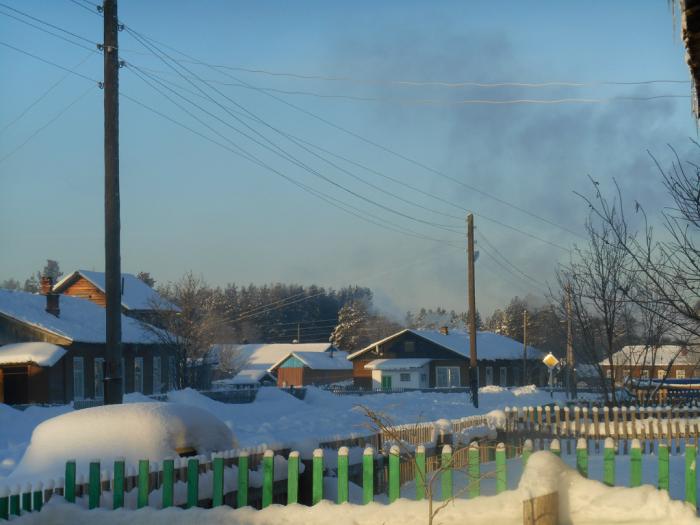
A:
440,326,449,335
40,276,60,317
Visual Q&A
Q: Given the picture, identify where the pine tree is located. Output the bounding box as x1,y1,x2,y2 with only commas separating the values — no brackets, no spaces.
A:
330,300,370,351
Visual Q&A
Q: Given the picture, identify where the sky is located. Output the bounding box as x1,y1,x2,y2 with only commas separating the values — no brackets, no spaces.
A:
0,1,696,320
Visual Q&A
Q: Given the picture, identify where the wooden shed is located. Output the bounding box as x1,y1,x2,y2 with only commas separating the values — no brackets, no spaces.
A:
269,350,352,387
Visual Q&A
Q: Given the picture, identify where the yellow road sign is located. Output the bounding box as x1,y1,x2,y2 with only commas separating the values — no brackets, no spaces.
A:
543,352,560,369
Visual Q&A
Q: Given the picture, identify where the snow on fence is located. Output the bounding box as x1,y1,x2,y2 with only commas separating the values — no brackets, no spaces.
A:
2,436,700,521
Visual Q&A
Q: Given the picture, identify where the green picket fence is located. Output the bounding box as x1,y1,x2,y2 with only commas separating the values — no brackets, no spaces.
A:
1,437,698,520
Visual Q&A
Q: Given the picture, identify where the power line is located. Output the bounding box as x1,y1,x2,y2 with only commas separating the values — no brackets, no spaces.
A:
0,84,97,165
0,2,96,46
0,7,98,53
126,36,586,241
0,40,100,84
66,0,102,16
122,34,467,237
476,232,546,287
0,50,96,136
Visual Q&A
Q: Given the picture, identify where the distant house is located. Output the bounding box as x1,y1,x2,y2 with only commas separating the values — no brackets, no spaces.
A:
599,345,700,383
347,328,546,390
0,288,175,405
52,270,179,322
268,350,352,387
209,342,340,388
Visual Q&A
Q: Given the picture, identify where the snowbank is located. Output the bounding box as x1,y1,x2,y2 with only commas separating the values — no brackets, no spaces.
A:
8,403,235,483
13,451,700,525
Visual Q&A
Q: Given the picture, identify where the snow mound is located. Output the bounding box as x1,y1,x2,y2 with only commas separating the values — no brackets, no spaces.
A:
8,403,235,483
511,385,537,396
479,385,505,393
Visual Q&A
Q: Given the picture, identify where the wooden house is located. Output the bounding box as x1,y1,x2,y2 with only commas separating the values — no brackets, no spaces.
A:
599,344,700,383
347,328,546,390
52,270,179,322
268,349,352,387
0,288,175,405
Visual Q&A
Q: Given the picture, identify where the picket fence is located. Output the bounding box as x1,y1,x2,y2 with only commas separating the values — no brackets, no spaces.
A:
2,435,700,520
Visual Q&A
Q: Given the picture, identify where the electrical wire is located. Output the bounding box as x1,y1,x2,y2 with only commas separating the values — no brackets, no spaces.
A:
476,232,546,287
0,40,100,84
0,50,96,136
0,7,98,53
0,2,96,46
0,83,97,165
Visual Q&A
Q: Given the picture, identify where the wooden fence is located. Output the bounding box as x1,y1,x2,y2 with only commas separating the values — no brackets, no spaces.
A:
3,435,699,521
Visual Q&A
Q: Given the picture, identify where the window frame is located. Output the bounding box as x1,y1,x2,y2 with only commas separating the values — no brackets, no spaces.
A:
94,357,104,399
73,356,85,400
134,356,144,393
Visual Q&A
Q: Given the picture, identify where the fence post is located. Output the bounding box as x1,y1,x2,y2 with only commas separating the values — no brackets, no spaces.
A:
576,438,588,478
32,483,42,513
658,443,669,491
9,487,19,517
287,451,299,505
21,485,30,514
523,492,559,525
415,445,426,501
630,439,642,488
112,458,125,509
603,438,615,487
312,449,324,505
550,439,560,457
522,439,533,467
686,443,697,508
162,458,174,509
468,442,480,498
362,447,373,505
0,486,8,520
496,443,506,494
212,455,224,507
262,450,274,508
389,445,400,503
337,447,349,504
88,460,101,509
441,445,452,501
237,451,249,508
64,460,76,503
187,458,199,508
137,459,149,509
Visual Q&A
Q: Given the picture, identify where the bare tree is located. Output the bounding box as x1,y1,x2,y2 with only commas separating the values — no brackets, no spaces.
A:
144,271,227,389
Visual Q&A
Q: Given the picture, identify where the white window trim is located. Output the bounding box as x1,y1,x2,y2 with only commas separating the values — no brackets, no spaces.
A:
94,357,105,399
499,366,508,387
134,357,144,393
153,356,161,394
436,366,461,388
73,356,85,401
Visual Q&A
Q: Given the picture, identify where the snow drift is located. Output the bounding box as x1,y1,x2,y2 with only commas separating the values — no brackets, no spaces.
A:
9,403,236,483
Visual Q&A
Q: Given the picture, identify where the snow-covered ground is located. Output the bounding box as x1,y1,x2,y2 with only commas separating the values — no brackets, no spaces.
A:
0,385,572,481
11,452,700,525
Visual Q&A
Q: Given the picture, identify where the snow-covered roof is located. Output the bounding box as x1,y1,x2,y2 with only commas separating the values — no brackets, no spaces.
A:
210,342,333,367
0,342,66,367
0,289,164,344
228,368,274,384
53,270,179,312
364,358,431,371
349,329,544,361
269,350,352,371
600,345,700,367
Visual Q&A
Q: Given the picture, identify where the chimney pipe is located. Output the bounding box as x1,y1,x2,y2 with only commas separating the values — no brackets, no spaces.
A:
40,276,53,295
45,292,60,317
440,326,449,336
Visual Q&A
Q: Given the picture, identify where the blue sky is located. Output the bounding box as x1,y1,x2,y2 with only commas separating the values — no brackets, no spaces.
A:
0,1,695,318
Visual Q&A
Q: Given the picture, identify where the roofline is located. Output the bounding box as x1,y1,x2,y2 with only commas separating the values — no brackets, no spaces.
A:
0,310,73,345
268,348,344,372
347,328,467,361
51,271,83,293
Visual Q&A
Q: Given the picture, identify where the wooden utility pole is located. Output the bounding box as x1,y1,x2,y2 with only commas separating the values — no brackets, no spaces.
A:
565,282,576,400
467,214,478,408
522,309,528,385
103,0,123,404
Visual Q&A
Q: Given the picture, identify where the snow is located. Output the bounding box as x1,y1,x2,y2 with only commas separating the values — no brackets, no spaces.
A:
604,344,700,366
350,329,544,361
0,289,163,344
364,358,431,370
0,342,66,367
53,270,179,312
270,351,352,371
12,451,700,525
6,402,235,484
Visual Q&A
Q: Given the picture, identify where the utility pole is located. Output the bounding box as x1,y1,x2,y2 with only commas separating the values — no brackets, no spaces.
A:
522,309,528,386
103,0,123,404
297,323,301,343
566,282,576,400
467,214,478,408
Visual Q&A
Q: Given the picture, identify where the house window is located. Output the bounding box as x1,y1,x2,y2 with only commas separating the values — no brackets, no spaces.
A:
499,367,508,387
73,357,85,400
168,356,176,390
420,373,427,385
404,341,415,353
485,366,494,386
94,358,104,399
676,369,686,379
605,369,612,379
657,370,665,379
641,370,650,380
436,366,460,387
134,357,144,393
623,369,630,379
153,356,162,394
400,373,411,382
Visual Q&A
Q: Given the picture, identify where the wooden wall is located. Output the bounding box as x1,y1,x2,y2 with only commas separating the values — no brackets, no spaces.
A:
59,276,106,307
